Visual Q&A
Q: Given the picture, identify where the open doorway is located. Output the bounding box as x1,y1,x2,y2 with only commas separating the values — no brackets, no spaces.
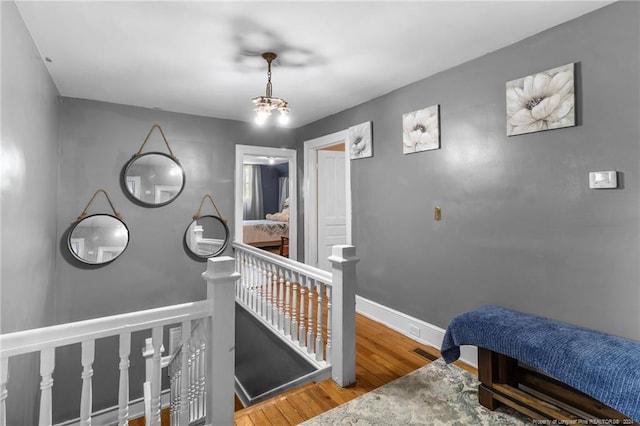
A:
303,130,352,270
235,145,297,260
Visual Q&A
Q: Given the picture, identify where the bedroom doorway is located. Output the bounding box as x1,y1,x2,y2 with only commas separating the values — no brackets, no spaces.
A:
235,145,297,260
303,129,352,270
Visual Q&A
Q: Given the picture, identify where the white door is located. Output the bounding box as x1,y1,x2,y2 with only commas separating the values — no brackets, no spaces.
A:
317,150,346,270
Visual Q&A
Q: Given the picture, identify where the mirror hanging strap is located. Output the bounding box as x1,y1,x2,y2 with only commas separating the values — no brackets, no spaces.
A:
76,189,122,222
134,124,176,158
193,194,226,223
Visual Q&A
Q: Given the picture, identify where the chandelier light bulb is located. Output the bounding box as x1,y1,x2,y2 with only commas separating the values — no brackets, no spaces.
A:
278,112,290,126
251,52,290,126
255,112,268,126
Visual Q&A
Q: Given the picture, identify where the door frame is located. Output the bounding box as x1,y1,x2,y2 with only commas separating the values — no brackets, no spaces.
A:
303,129,352,267
235,144,298,260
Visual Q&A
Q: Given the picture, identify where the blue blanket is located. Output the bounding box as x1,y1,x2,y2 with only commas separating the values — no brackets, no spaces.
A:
441,305,640,422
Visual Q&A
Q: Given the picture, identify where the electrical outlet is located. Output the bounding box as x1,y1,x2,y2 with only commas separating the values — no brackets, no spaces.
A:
408,324,420,338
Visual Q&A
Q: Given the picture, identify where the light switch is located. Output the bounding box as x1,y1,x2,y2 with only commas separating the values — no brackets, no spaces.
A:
589,171,617,189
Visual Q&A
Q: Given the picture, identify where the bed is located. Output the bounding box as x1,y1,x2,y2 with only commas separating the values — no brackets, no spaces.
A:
243,219,289,248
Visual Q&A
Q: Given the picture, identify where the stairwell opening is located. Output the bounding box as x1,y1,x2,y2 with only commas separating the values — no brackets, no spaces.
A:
234,303,321,407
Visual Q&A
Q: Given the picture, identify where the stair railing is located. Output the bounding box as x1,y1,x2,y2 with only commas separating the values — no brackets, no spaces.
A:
233,242,359,387
167,318,207,425
0,255,238,426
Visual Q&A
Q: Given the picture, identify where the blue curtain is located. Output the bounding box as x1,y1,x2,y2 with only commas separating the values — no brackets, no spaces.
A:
243,165,264,220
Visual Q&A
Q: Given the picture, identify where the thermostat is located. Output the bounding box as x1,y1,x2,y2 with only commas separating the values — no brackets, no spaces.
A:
589,171,617,189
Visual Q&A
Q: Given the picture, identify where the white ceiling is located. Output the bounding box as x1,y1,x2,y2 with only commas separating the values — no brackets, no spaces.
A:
16,1,613,128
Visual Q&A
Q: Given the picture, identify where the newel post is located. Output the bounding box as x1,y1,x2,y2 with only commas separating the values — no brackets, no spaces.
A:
328,245,359,387
202,256,239,426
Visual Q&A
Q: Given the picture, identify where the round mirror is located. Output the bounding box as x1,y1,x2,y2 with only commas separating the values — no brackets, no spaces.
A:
68,214,129,265
122,152,185,207
184,215,229,259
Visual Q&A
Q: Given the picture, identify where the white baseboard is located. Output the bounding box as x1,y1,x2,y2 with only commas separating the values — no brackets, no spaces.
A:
355,295,478,368
54,389,170,426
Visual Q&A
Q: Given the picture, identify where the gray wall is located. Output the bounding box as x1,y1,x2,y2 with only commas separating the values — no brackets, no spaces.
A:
1,2,61,424
296,2,640,340
52,98,296,421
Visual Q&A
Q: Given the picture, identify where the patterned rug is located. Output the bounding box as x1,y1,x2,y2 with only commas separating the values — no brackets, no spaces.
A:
301,359,532,425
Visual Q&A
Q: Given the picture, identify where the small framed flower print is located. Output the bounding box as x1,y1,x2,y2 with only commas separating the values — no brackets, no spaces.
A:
402,105,440,154
348,121,373,160
506,63,575,136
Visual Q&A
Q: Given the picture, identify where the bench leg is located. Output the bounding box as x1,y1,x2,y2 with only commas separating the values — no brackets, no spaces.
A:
477,347,518,411
478,384,501,410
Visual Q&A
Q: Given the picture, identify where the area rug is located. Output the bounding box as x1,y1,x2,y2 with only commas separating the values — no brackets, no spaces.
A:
301,359,532,425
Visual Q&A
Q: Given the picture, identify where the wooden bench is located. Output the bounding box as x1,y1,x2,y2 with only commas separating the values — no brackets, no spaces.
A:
478,347,638,425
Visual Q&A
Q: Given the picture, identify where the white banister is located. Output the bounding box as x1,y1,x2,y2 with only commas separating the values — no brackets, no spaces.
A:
202,255,239,426
80,340,95,426
0,299,214,424
0,301,211,358
328,245,359,386
38,348,55,426
118,333,130,426
0,357,7,426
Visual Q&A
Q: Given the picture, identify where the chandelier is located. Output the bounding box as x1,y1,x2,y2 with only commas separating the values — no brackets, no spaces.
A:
252,52,290,126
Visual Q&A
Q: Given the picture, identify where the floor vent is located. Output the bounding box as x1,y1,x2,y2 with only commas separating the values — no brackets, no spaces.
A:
411,347,438,361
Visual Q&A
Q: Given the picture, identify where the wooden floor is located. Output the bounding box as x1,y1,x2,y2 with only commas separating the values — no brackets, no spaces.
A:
233,313,474,425
132,313,475,425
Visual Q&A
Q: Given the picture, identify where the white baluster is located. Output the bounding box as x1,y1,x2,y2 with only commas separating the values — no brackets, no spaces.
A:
80,340,95,426
187,344,196,423
271,264,278,327
315,282,324,362
253,260,260,312
299,280,307,348
306,277,315,355
291,273,299,343
38,348,55,426
179,321,191,425
285,270,292,336
150,327,162,426
264,265,271,323
235,255,242,300
260,260,268,319
198,341,206,420
239,252,246,304
1,356,8,426
326,285,333,364
278,268,285,331
118,333,130,426
194,341,202,419
169,362,175,425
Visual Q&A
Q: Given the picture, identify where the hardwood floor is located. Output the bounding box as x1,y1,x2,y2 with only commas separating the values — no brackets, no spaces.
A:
132,313,475,425
233,313,468,425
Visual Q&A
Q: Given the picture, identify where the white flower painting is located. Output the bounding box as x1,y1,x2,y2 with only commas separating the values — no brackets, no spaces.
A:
506,63,575,136
348,121,373,159
402,105,440,154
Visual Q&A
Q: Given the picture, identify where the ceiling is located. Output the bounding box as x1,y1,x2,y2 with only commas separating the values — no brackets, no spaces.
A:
16,1,613,128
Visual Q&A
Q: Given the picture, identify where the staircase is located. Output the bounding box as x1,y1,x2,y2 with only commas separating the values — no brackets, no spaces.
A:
0,246,358,426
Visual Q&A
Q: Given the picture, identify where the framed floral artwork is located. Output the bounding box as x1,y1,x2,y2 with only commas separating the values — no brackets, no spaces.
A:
506,63,575,136
348,121,373,159
402,105,440,154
